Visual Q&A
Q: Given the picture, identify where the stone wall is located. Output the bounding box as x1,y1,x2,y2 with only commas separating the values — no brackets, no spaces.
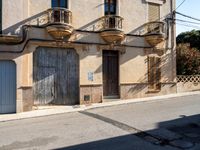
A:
120,83,177,99
80,85,103,105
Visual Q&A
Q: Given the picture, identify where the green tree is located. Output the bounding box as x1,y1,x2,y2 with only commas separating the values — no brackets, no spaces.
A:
176,43,200,75
177,30,200,50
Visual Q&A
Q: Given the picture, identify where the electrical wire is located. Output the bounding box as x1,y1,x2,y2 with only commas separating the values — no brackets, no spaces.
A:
176,22,200,30
176,12,200,22
158,0,186,21
174,19,200,25
175,0,186,11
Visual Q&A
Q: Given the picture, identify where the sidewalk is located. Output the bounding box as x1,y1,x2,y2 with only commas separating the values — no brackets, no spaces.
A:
0,91,200,123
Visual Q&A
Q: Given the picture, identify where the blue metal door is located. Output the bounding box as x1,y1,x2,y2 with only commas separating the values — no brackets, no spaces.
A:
0,61,16,113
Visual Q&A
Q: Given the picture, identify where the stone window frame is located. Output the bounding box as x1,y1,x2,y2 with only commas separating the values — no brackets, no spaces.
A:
146,0,165,5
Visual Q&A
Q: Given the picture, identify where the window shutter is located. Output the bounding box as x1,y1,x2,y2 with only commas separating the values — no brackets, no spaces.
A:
148,56,155,90
148,56,161,91
148,3,160,22
155,57,161,90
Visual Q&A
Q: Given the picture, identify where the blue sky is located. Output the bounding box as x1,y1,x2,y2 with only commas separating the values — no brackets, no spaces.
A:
176,0,200,35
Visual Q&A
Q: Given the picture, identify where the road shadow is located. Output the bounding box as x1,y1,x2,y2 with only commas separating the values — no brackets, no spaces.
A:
54,113,200,150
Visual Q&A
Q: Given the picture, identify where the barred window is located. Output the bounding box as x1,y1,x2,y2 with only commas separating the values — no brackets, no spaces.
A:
52,0,68,8
148,56,161,91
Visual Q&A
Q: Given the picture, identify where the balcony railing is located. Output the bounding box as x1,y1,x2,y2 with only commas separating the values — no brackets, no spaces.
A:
101,15,123,31
47,8,72,25
144,21,165,35
144,21,166,47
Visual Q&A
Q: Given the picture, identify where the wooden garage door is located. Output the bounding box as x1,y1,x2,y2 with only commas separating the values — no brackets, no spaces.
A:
33,47,79,105
0,61,16,114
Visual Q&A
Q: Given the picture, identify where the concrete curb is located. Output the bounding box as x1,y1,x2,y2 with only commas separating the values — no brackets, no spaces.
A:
0,91,200,123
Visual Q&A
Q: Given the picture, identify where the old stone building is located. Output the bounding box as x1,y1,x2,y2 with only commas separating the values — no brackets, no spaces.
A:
0,0,176,113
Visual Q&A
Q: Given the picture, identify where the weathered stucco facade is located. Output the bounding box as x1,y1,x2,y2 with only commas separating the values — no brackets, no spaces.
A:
0,0,176,113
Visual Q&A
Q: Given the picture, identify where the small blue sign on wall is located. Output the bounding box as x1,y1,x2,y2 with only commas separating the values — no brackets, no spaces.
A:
88,72,94,81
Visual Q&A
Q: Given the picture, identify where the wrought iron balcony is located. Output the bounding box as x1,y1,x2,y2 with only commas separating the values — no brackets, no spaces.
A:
46,8,73,40
144,21,166,47
100,15,125,43
144,21,165,36
47,7,72,25
101,15,123,31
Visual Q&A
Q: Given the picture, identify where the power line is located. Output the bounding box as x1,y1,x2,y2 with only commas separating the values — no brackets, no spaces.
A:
175,0,186,11
158,0,186,22
176,12,200,22
176,23,200,30
175,19,200,25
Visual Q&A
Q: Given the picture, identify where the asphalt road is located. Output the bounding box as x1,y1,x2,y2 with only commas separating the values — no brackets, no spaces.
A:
0,95,200,150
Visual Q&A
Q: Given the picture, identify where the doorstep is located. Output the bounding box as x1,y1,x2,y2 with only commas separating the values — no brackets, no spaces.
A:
0,91,200,123
103,99,121,103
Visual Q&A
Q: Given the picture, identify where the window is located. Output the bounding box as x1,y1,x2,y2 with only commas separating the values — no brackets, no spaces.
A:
148,56,161,91
148,3,160,22
105,0,116,15
52,0,68,8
